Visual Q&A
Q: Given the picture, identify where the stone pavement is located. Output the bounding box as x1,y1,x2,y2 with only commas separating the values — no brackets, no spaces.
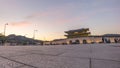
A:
0,44,120,68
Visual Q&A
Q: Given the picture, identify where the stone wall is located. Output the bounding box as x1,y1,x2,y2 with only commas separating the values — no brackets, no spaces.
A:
43,37,120,45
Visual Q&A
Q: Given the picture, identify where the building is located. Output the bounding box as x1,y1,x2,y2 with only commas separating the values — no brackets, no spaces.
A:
43,28,120,45
43,36,120,45
65,28,91,38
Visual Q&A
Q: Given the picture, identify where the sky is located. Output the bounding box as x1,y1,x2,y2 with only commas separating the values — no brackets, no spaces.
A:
0,0,120,41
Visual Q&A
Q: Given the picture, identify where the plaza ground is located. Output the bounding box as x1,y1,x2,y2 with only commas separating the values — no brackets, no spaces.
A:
0,44,120,68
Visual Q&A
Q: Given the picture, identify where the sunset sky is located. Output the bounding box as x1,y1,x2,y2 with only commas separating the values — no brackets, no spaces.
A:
0,0,120,41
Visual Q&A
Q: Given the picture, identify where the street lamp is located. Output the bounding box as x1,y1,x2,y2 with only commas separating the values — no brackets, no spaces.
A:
4,23,8,36
33,30,38,40
3,23,8,45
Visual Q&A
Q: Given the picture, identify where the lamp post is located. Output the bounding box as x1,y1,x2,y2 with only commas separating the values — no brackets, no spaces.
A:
4,23,8,36
3,23,8,46
32,30,37,45
33,30,38,40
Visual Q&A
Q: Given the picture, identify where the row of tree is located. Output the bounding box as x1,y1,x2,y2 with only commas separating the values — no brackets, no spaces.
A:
0,34,43,45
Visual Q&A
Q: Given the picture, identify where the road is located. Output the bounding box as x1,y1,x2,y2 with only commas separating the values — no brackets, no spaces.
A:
0,44,120,68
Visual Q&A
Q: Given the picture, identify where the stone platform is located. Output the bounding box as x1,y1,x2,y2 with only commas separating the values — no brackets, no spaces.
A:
0,44,120,68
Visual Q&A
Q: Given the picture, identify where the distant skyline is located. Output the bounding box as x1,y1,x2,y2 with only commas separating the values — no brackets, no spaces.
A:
0,0,120,41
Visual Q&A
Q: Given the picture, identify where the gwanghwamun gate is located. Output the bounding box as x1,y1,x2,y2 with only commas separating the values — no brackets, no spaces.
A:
44,28,120,45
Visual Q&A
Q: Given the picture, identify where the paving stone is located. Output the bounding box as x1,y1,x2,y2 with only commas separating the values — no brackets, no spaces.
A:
17,65,35,68
0,57,23,68
0,50,30,58
91,45,120,61
60,51,90,58
0,44,120,68
59,45,91,58
11,54,89,68
91,59,120,68
24,49,65,56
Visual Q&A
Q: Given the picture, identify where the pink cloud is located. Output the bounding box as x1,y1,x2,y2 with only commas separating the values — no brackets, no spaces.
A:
10,21,32,27
26,12,49,19
53,15,89,25
26,11,88,25
26,5,113,26
26,6,69,19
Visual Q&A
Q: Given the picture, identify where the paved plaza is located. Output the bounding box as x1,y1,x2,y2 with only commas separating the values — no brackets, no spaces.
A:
0,44,120,68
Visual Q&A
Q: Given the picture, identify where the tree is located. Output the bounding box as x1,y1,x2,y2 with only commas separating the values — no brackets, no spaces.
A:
0,33,6,45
